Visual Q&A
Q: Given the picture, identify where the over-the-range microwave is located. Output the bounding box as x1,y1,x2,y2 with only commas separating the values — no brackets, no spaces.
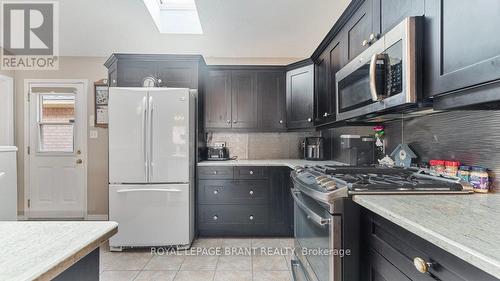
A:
335,17,424,122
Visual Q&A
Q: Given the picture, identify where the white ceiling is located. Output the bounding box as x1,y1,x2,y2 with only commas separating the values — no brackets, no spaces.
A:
59,0,351,60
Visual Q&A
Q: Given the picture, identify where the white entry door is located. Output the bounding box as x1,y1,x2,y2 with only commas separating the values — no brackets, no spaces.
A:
27,81,87,219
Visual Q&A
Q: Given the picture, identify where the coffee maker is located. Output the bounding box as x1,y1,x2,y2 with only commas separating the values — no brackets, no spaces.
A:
301,137,324,161
339,135,375,166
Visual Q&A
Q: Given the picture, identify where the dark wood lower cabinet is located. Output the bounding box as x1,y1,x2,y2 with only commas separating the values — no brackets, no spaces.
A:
197,166,293,237
361,209,500,281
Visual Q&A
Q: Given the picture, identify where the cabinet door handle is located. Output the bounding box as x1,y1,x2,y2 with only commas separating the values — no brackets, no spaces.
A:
213,215,219,221
249,170,254,175
307,118,312,122
323,112,332,118
279,120,284,124
413,257,434,274
249,215,254,221
369,33,377,42
233,120,238,124
249,190,254,195
213,190,219,195
213,170,218,175
362,39,369,46
226,120,231,124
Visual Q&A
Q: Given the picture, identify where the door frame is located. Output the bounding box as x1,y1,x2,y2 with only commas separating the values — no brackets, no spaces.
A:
0,74,14,145
23,79,89,219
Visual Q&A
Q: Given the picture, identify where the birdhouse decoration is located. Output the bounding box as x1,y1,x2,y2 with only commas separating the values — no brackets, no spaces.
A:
390,144,417,168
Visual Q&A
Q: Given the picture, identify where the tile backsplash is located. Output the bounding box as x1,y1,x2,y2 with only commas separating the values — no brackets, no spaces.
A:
206,132,319,159
385,110,500,191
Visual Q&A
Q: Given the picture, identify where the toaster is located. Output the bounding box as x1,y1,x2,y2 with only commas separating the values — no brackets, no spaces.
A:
207,142,230,161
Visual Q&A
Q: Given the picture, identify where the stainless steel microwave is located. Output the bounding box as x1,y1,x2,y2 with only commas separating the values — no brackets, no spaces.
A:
335,17,423,121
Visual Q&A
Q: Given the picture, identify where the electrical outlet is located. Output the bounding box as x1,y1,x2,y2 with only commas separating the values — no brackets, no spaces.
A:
89,130,98,139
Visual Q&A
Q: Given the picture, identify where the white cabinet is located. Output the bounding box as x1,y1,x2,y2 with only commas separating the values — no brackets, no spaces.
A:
0,147,17,220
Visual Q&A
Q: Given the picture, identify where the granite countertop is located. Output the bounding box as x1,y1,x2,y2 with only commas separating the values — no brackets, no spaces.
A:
353,194,500,279
0,221,118,281
197,159,346,168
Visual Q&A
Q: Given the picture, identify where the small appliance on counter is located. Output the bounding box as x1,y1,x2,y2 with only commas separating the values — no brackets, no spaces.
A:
303,137,324,161
206,142,231,161
339,135,375,166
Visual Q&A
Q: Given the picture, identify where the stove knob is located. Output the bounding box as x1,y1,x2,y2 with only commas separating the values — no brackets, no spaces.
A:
320,179,333,186
324,182,337,191
295,166,305,173
318,178,331,185
315,176,328,182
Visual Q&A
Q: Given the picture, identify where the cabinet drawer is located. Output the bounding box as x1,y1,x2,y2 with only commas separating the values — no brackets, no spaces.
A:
234,166,268,179
198,180,269,204
198,166,233,179
363,212,498,281
199,205,268,225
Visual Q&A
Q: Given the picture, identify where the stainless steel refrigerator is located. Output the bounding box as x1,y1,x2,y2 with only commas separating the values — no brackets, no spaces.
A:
108,87,196,251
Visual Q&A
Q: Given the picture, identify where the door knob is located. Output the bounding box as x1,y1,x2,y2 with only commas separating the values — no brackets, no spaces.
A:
76,159,83,164
76,150,81,155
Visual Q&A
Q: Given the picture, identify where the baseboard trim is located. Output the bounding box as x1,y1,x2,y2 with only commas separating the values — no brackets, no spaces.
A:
85,214,109,221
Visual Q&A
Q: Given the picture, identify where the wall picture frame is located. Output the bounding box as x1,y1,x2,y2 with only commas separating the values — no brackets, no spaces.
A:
94,79,109,128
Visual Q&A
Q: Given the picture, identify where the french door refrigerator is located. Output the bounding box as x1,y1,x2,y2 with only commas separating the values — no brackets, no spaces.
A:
108,87,196,251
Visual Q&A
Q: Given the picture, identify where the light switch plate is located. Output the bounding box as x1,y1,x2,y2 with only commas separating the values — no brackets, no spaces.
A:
89,115,95,127
89,130,98,139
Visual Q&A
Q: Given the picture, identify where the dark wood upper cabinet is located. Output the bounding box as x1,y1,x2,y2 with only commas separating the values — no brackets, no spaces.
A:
372,0,424,36
231,71,258,129
205,70,232,129
424,0,500,98
204,67,286,131
258,71,286,131
315,35,348,126
286,63,315,129
156,61,198,89
104,54,204,88
345,0,375,61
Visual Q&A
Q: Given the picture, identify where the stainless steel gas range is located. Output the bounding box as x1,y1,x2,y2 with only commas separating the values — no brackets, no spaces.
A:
290,165,472,281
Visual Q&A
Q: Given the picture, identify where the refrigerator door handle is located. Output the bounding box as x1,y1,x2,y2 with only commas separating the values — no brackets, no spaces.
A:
116,188,182,193
148,95,154,181
142,96,148,180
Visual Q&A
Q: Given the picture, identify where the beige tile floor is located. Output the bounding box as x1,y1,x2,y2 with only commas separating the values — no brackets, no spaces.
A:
100,238,294,281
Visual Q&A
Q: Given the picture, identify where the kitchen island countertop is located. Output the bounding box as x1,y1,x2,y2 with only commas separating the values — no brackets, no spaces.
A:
0,221,118,281
197,159,346,168
353,193,500,279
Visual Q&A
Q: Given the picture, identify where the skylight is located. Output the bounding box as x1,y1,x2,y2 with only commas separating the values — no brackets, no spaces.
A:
143,0,203,34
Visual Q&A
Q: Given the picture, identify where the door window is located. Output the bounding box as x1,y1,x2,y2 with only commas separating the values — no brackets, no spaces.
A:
37,94,76,153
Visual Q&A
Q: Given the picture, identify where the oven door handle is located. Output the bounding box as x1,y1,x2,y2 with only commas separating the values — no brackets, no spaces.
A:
369,53,389,102
292,189,331,226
